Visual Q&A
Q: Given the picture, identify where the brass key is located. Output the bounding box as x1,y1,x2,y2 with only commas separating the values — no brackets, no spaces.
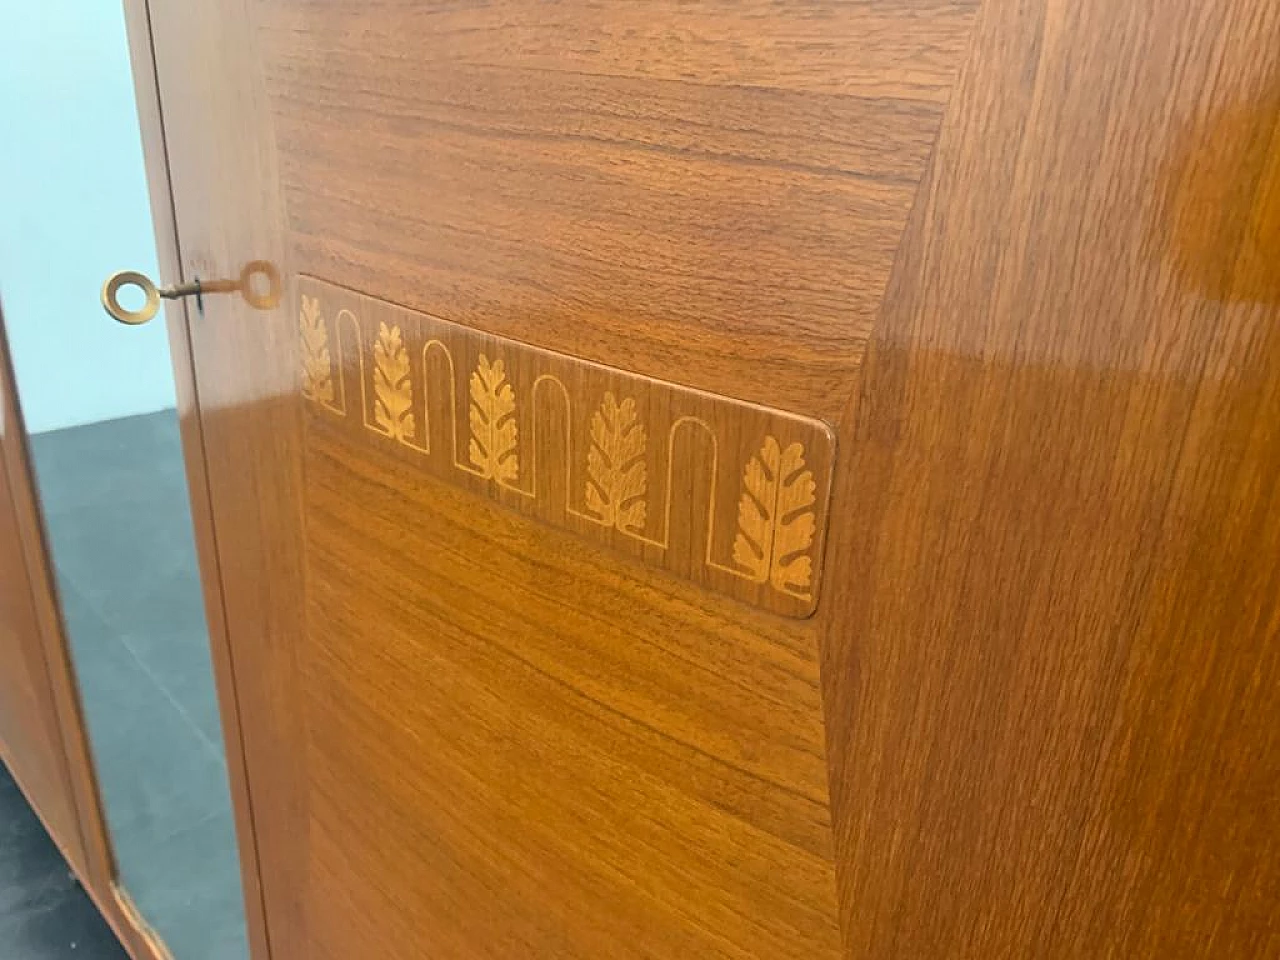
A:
101,260,280,325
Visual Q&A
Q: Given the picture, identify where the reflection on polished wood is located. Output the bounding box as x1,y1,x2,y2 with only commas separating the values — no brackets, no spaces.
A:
821,2,1280,957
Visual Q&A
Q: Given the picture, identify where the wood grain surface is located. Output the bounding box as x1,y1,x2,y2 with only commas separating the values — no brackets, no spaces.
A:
821,0,1280,956
303,420,840,958
141,1,982,956
260,0,977,419
135,0,1280,957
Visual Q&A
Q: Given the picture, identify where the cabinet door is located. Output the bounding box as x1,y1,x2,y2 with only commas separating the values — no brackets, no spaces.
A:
139,1,1280,959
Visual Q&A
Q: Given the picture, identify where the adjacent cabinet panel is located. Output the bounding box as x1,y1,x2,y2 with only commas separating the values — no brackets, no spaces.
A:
0,401,82,874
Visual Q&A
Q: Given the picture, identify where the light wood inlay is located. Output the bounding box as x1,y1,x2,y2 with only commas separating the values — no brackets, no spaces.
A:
584,393,648,534
300,276,836,617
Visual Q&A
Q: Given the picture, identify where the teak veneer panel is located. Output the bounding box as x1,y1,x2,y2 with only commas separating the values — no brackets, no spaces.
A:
819,1,1280,956
259,0,978,419
301,420,842,958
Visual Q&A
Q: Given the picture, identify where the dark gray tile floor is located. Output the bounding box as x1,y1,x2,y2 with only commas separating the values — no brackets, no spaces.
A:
27,410,247,960
0,762,128,958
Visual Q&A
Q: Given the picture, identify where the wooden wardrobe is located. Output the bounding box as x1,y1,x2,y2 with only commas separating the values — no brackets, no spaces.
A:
1,1,1277,958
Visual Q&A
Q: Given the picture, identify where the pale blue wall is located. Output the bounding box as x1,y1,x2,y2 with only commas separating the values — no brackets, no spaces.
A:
0,1,177,433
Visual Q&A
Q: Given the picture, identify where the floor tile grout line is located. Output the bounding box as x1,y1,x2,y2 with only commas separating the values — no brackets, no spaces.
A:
110,631,225,764
51,564,226,767
27,410,227,769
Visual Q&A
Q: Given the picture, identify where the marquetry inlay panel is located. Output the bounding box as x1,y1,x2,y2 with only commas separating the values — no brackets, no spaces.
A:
298,276,835,617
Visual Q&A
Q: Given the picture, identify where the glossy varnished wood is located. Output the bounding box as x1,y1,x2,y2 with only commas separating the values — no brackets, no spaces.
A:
303,421,839,957
821,0,1280,956
260,0,978,419
135,0,1280,957
140,1,985,956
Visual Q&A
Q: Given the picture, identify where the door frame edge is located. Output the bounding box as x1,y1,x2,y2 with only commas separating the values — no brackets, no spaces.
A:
119,2,275,959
